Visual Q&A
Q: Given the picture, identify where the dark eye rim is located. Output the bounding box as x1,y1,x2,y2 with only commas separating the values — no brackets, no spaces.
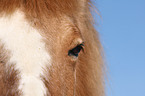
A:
68,42,84,57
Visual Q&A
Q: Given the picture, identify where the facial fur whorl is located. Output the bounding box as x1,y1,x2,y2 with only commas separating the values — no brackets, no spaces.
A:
0,0,104,96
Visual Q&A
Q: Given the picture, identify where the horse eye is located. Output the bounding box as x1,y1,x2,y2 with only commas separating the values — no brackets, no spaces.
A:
68,43,84,57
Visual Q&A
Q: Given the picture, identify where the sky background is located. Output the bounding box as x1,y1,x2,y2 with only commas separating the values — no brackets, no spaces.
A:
93,0,145,96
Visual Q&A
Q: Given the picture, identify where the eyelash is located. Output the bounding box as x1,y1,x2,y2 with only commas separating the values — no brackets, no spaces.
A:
68,43,84,57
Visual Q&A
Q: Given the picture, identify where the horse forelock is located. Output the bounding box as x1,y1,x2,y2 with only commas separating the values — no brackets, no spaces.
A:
0,0,104,96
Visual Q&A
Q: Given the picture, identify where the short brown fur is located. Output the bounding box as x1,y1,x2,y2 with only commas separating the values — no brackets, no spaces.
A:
0,42,21,96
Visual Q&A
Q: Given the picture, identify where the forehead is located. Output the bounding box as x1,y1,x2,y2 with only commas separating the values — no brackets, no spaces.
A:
38,15,83,52
0,0,85,34
0,0,81,16
20,0,82,38
0,0,83,29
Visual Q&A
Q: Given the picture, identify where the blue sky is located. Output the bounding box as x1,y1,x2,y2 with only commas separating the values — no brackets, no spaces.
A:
93,0,145,96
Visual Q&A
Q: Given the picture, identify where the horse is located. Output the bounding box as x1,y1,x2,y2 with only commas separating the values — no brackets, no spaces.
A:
0,0,104,96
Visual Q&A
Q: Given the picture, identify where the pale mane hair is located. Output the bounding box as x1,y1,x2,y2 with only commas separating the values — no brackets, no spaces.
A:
0,0,104,96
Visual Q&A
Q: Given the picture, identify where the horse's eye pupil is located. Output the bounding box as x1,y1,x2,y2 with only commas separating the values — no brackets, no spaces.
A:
68,44,84,57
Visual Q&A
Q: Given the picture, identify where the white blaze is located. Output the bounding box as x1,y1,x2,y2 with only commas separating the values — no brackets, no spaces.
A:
0,11,50,96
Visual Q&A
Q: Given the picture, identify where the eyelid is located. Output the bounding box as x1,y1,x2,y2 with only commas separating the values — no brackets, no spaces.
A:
70,38,83,49
76,38,83,45
79,42,84,46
